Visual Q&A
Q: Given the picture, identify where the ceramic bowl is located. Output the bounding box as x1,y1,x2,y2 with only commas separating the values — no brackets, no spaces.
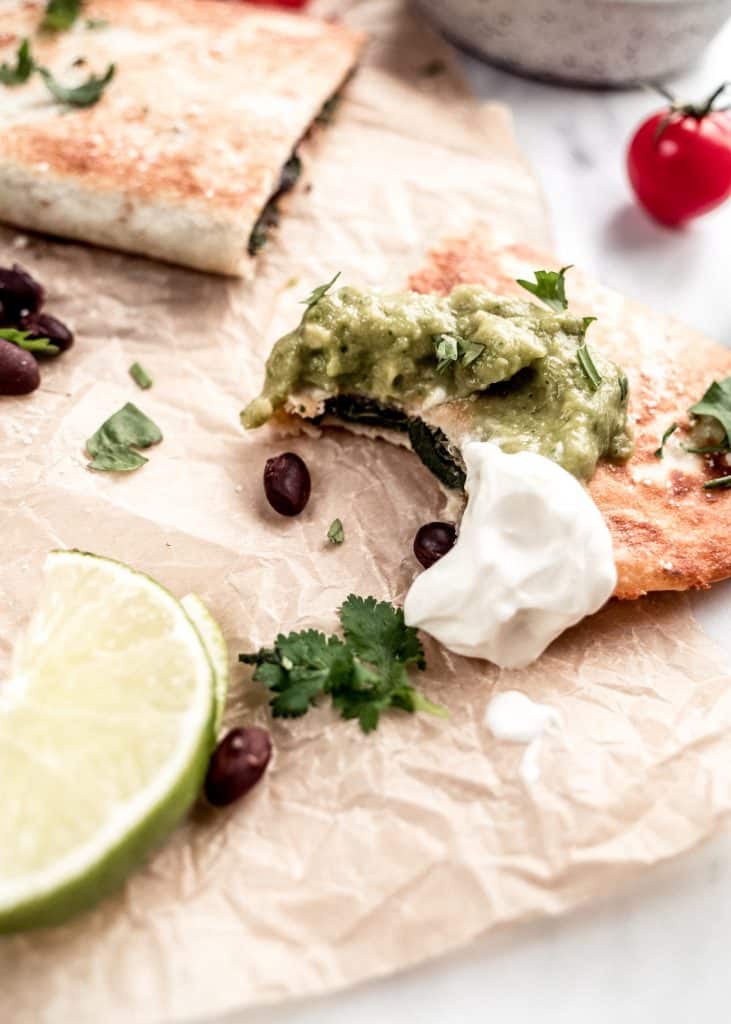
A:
414,0,731,86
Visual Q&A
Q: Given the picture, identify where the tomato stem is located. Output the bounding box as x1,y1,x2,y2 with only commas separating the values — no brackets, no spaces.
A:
648,82,729,145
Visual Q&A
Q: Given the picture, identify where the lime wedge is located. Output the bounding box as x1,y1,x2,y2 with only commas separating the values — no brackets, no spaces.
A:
181,593,228,734
0,551,215,933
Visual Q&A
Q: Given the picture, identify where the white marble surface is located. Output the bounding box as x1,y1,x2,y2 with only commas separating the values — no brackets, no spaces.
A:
223,20,731,1024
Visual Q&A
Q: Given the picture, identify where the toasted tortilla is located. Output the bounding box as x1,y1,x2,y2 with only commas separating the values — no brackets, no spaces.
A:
408,236,731,599
0,0,364,275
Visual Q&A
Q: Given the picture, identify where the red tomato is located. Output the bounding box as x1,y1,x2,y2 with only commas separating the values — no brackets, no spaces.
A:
627,84,731,227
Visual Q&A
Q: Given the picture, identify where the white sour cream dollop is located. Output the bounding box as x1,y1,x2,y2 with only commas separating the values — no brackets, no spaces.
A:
404,441,616,669
484,690,561,784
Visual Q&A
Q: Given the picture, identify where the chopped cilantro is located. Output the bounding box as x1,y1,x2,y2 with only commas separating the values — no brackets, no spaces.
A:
129,362,153,390
703,475,731,491
689,377,731,449
434,334,459,373
654,422,678,459
86,402,162,472
327,517,344,545
240,595,447,734
516,265,573,312
0,39,35,86
38,63,115,108
576,318,601,391
41,0,83,32
0,328,58,356
433,334,485,373
300,272,341,312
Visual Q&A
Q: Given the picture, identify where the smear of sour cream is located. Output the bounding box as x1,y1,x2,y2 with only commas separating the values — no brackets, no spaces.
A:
484,690,561,784
404,441,616,669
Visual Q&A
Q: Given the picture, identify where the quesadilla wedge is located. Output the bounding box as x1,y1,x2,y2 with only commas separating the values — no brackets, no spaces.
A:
0,0,364,275
408,237,731,599
242,239,731,601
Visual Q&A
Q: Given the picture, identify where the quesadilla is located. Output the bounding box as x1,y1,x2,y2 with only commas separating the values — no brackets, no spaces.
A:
408,237,731,599
242,238,731,600
0,0,364,275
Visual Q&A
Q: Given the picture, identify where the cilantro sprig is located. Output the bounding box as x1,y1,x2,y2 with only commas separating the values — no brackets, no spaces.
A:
517,265,572,312
240,595,447,734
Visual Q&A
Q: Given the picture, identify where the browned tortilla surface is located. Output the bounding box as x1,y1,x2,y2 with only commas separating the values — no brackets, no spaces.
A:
409,236,731,599
0,0,364,274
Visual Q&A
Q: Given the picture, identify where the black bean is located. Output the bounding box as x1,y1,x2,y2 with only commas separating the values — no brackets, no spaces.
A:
0,264,44,325
0,338,41,395
204,727,272,807
20,312,74,354
413,521,457,569
263,452,311,516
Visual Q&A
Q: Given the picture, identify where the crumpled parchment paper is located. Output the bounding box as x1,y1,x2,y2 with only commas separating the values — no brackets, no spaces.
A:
2,2,731,1022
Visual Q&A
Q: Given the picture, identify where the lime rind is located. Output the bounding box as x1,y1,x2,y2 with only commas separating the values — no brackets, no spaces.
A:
181,593,229,734
0,550,217,933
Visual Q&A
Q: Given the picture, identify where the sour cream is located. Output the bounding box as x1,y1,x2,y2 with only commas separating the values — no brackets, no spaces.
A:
484,690,561,784
404,441,616,668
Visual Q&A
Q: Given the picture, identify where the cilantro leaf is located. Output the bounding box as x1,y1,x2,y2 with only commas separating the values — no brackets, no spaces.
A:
0,39,35,86
654,422,678,459
240,595,442,734
327,517,344,545
38,63,115,108
459,338,485,367
300,272,341,312
241,631,352,718
434,334,459,373
41,0,83,32
689,378,731,448
86,402,162,472
516,266,573,312
0,328,58,356
433,334,485,373
340,594,425,672
575,317,602,391
129,361,153,390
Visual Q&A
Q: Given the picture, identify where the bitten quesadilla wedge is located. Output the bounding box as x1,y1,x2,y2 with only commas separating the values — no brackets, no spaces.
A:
242,239,731,601
408,237,731,599
0,0,364,275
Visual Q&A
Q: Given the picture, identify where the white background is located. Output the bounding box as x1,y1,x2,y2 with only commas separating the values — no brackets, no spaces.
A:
227,19,731,1024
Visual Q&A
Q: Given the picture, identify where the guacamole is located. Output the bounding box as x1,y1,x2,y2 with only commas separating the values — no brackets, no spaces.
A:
242,284,633,483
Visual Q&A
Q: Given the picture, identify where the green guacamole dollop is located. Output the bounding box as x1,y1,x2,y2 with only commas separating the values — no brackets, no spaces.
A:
242,284,633,482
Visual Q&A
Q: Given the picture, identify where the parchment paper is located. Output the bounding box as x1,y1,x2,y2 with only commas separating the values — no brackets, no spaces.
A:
2,2,731,1022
